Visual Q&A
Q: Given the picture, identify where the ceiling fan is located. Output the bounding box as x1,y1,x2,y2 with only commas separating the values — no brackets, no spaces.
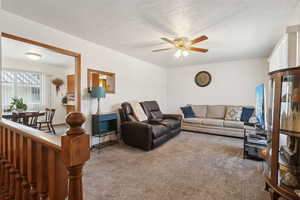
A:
152,35,208,58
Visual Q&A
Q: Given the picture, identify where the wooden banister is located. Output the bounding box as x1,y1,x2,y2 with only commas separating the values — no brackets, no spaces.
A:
0,112,90,200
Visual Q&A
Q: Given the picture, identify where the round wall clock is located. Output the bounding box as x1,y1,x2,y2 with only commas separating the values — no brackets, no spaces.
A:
195,71,211,87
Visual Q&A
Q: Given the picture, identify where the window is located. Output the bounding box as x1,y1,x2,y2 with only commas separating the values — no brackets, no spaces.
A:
1,70,43,110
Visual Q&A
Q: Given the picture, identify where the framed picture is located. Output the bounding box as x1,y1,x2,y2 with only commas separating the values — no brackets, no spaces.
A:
256,84,265,129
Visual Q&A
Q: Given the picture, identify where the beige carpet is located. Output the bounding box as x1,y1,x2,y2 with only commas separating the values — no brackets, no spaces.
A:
83,131,268,200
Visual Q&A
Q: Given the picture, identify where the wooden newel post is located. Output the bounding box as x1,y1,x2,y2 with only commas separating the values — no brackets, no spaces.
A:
62,112,90,200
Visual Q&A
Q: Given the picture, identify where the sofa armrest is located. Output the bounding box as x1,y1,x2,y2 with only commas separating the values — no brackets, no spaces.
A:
121,121,153,151
149,119,163,125
163,114,182,121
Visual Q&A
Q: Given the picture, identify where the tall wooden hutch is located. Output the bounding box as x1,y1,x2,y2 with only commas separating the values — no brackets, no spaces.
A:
266,66,300,199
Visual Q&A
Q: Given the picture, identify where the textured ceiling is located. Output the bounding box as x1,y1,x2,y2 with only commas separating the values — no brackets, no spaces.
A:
2,0,299,67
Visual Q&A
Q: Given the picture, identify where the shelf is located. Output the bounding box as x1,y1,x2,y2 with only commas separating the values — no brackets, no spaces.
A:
278,154,300,173
92,130,116,137
265,178,300,200
280,130,300,138
245,143,266,149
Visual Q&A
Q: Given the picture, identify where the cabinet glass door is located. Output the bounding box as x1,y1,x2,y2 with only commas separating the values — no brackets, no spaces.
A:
278,74,300,191
266,78,275,179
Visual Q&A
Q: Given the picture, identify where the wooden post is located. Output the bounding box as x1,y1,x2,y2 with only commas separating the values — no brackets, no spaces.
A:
62,112,90,200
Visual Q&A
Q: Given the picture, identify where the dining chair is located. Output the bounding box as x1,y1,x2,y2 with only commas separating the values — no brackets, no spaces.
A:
38,108,56,134
28,112,39,128
11,112,25,124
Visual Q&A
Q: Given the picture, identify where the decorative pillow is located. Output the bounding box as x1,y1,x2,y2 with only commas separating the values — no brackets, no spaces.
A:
225,106,243,121
150,111,163,120
190,105,207,118
240,107,255,122
180,106,196,118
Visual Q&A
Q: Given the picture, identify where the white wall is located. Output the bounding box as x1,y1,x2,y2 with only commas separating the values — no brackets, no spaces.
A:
166,58,269,113
289,2,300,25
0,9,167,133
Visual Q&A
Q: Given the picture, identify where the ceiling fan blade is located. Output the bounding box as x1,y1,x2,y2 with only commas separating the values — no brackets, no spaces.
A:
190,35,208,45
161,37,175,45
152,47,174,52
189,47,208,53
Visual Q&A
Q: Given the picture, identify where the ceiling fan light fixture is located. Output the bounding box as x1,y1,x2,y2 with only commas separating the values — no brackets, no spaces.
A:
174,49,182,58
25,52,42,60
182,50,189,57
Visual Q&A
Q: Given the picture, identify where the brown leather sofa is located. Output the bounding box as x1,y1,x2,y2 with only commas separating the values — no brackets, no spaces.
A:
119,101,182,151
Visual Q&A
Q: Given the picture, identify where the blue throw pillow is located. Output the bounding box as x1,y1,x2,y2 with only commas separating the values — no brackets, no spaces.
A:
240,107,255,122
180,106,196,118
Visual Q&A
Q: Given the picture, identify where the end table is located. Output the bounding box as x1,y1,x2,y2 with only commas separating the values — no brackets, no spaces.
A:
92,112,118,148
243,125,267,160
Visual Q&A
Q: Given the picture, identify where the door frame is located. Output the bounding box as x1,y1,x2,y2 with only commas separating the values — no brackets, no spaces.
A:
1,32,81,112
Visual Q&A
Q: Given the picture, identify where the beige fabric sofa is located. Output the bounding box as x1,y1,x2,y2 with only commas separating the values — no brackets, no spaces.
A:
181,105,255,138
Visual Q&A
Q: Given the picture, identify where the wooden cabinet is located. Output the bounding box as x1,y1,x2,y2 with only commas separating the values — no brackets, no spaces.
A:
66,74,75,113
266,67,300,200
66,105,75,113
67,74,75,93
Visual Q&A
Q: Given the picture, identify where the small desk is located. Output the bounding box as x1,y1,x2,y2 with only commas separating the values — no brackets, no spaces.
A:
92,113,118,148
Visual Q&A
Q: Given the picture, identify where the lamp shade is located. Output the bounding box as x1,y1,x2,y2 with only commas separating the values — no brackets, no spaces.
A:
91,86,106,98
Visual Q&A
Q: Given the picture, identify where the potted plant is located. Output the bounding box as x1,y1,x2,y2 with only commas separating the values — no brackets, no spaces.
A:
9,97,28,112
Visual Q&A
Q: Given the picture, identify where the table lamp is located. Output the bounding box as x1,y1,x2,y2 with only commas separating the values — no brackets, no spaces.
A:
91,86,106,114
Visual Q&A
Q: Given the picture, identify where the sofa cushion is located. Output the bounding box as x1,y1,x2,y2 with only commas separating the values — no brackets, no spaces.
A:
152,125,169,138
190,105,207,118
202,118,224,127
160,119,181,129
140,101,162,119
225,106,243,121
206,105,226,119
151,111,163,120
182,118,204,124
223,120,244,129
240,107,255,122
180,106,196,118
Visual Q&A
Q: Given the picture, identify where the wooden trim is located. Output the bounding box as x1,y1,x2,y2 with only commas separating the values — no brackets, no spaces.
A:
1,33,80,57
1,32,81,112
76,56,81,111
269,66,300,76
270,74,282,185
87,68,116,94
0,112,90,200
0,118,61,151
266,178,300,200
88,68,115,76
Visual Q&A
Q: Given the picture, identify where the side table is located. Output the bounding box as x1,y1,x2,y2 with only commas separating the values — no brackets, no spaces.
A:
243,125,267,160
92,112,118,149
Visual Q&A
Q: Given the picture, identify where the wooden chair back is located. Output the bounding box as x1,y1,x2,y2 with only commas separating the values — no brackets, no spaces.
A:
28,112,39,128
45,108,56,123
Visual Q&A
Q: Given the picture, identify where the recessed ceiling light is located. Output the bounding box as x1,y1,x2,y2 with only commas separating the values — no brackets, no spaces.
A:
25,52,42,60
